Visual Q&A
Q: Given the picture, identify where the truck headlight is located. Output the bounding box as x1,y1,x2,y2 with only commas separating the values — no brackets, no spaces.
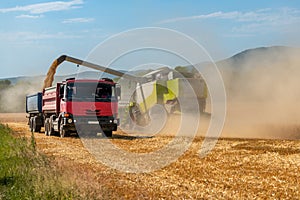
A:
113,119,118,124
68,118,73,123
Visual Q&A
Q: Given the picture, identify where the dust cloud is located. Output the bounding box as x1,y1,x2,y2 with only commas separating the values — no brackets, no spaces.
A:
1,47,299,140
119,47,300,140
218,46,300,139
0,79,42,112
0,56,65,112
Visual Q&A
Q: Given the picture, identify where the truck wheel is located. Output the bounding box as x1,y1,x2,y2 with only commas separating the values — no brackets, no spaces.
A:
48,127,53,136
60,125,67,138
49,116,56,136
32,117,41,133
48,120,54,136
104,131,112,138
30,118,34,132
44,119,49,136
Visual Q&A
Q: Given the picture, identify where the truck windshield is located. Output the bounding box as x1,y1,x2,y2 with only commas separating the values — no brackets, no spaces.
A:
66,82,116,102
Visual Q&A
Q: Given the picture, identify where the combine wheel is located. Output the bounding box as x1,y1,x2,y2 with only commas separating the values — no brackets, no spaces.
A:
129,104,148,126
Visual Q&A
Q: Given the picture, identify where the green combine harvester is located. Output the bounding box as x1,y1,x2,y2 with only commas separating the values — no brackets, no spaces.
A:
118,67,208,127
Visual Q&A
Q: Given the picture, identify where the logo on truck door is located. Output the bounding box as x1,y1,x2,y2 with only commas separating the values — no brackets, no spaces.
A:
90,104,97,111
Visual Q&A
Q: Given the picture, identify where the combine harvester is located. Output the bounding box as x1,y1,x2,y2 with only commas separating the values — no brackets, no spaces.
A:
26,55,207,137
118,67,207,128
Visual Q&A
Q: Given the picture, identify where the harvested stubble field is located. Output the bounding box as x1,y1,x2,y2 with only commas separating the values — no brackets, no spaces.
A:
1,113,300,199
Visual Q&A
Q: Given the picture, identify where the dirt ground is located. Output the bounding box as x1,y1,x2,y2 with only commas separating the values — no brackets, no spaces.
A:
0,113,27,123
1,113,300,199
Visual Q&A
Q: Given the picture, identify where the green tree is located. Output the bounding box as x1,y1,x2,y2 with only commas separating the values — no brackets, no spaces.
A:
0,79,11,90
0,80,11,112
174,66,193,78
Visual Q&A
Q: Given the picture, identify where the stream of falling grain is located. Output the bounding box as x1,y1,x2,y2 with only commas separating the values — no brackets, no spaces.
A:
43,59,59,89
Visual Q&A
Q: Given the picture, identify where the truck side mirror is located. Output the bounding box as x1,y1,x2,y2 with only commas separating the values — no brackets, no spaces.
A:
59,85,64,98
116,85,121,100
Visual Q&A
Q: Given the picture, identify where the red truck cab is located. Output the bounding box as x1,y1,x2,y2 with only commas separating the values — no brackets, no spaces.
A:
42,78,120,137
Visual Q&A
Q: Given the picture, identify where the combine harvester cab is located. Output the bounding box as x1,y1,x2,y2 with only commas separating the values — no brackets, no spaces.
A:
164,78,207,113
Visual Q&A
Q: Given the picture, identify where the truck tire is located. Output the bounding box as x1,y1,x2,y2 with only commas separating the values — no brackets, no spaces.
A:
44,119,49,136
32,119,37,132
30,118,34,132
48,126,54,136
60,125,67,138
104,131,112,138
48,119,54,136
49,116,56,136
32,117,41,133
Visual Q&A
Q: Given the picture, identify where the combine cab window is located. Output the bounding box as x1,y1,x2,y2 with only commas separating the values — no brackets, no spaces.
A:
67,82,116,102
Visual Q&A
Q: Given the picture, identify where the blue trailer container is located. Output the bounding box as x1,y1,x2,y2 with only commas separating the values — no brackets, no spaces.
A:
26,92,43,132
26,92,42,114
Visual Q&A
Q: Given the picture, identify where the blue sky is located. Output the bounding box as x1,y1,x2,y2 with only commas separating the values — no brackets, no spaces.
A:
0,0,300,78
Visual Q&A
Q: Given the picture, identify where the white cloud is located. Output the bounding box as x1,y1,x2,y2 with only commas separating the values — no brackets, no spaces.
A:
158,7,300,25
231,8,300,34
62,17,94,23
158,7,300,36
158,11,240,24
0,31,82,41
15,14,43,19
0,0,83,14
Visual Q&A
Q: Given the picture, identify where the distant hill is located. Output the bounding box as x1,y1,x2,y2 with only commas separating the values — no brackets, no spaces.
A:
2,46,299,84
218,46,300,69
1,46,299,90
215,46,300,101
0,67,156,87
164,46,300,102
0,70,128,87
0,45,299,112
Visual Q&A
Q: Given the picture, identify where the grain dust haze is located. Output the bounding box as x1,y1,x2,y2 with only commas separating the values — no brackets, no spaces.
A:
1,46,299,140
219,46,300,139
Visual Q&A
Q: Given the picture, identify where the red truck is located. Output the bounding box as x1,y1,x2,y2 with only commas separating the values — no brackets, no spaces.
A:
26,78,120,137
26,55,142,138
